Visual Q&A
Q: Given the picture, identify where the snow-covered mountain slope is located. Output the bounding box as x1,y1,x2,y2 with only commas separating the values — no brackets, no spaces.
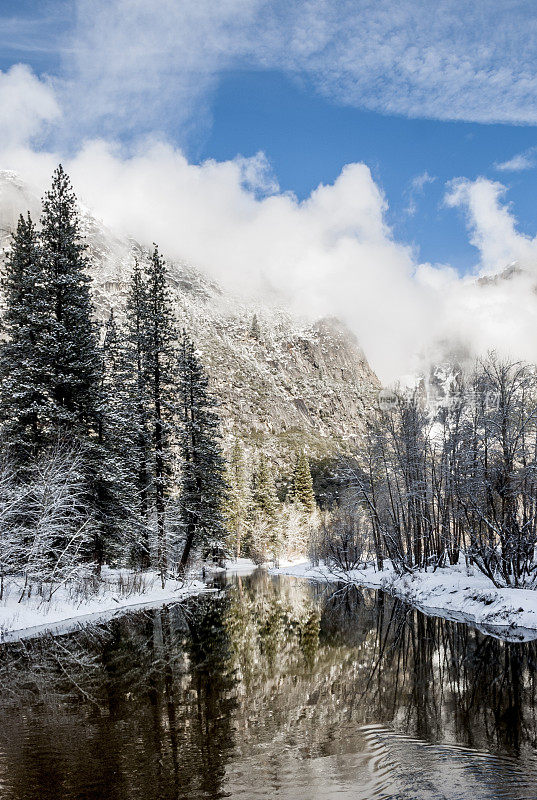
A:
0,170,380,466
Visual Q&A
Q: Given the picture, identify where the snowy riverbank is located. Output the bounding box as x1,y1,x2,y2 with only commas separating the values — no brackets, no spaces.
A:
0,568,209,643
0,559,266,643
270,560,537,640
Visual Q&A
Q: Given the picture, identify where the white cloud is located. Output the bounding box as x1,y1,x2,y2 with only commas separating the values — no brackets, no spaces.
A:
1,136,439,382
4,137,537,383
234,151,280,195
425,176,537,368
495,148,537,172
0,65,60,147
445,177,537,274
411,172,436,192
287,1,537,124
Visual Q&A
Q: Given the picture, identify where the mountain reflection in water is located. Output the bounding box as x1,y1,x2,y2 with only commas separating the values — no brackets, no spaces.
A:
0,570,537,800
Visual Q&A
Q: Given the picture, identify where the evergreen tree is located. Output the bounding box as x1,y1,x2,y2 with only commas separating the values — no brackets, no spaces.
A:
177,331,227,571
292,450,316,512
248,454,280,561
251,454,279,521
40,164,101,434
223,441,249,559
144,246,177,582
250,314,261,340
95,309,139,563
38,166,108,563
120,261,153,565
0,214,50,460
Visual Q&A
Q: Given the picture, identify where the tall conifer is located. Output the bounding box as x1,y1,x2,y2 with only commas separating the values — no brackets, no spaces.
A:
223,440,249,559
40,165,101,433
122,261,152,563
0,214,49,459
292,451,315,512
144,246,176,582
177,331,227,571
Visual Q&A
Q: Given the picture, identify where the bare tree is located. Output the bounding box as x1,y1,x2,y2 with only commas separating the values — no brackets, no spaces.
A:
14,445,93,602
333,355,537,588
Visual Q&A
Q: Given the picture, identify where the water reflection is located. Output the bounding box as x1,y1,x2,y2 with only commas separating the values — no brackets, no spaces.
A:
0,571,537,799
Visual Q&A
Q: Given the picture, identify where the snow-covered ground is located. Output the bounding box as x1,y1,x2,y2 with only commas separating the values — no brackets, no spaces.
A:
270,560,537,641
0,560,264,644
208,557,265,574
0,568,208,643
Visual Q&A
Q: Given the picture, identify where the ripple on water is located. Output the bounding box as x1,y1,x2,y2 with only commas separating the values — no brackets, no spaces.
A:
224,723,537,800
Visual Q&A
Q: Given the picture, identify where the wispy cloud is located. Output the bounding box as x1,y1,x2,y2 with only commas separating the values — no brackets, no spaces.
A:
0,2,73,58
405,171,436,216
35,0,537,147
495,147,537,172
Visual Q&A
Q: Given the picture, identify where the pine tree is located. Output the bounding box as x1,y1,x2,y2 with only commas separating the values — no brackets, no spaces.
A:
40,164,101,434
251,454,279,520
38,166,107,563
144,246,177,582
177,331,227,571
0,214,50,460
292,450,316,512
248,454,280,561
250,314,261,340
223,440,249,559
122,261,152,565
94,309,140,563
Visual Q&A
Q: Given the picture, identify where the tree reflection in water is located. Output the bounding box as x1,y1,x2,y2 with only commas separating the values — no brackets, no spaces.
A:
0,571,536,799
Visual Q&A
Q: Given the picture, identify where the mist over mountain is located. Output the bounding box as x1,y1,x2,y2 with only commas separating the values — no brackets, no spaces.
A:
0,170,381,468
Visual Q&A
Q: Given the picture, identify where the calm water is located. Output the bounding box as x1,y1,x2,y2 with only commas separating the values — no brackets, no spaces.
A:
1,571,537,799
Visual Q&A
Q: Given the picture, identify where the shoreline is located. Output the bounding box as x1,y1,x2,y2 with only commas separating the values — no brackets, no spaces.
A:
6,557,536,645
270,560,537,642
0,571,208,644
0,558,263,644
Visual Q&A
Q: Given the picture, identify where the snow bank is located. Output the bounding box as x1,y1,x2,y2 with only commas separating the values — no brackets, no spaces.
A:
270,560,537,641
0,569,208,643
206,557,263,574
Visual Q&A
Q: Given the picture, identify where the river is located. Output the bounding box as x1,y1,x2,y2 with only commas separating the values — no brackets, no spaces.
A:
1,569,537,799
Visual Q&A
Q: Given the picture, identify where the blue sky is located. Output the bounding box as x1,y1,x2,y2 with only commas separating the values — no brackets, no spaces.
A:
1,0,537,275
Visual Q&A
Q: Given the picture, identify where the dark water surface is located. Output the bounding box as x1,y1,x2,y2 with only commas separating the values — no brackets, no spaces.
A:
1,570,537,799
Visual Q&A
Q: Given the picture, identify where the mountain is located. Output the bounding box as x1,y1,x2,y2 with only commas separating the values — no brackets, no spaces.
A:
0,170,380,469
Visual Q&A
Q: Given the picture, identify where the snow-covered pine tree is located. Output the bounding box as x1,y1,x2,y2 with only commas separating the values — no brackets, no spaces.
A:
251,454,279,521
223,440,249,559
39,166,112,565
177,331,227,572
0,214,50,461
248,454,280,561
93,308,140,563
250,314,261,340
121,260,153,565
40,165,102,434
292,450,316,512
144,246,177,583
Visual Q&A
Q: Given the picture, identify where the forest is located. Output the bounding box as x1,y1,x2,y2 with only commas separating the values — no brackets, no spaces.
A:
0,166,319,605
2,166,537,613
